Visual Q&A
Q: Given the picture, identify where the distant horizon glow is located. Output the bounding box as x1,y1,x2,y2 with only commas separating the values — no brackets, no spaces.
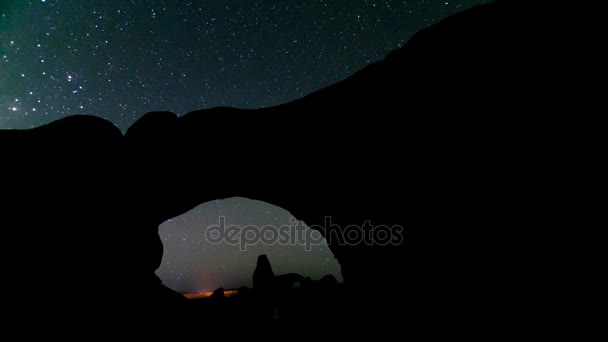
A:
184,289,238,299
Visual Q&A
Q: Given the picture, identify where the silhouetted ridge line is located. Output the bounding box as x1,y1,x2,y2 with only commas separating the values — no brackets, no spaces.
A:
0,1,555,330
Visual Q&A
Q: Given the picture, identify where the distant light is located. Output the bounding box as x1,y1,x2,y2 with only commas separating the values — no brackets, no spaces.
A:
184,290,238,299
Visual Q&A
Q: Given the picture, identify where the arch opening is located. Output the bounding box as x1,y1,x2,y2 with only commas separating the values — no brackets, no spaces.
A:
156,197,343,296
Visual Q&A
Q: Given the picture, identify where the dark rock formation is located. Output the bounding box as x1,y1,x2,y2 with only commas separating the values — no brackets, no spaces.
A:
319,274,338,289
237,286,250,297
252,255,275,292
253,255,316,292
210,287,226,300
276,273,312,289
0,0,557,329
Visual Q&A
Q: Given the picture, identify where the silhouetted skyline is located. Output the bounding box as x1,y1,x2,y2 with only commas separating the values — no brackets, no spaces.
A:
1,1,489,294
0,1,548,327
1,0,489,130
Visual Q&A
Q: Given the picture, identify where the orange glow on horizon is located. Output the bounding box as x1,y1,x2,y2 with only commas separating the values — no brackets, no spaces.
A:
184,290,238,299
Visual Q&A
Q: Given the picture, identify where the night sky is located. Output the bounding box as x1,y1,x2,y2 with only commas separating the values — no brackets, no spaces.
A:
0,0,489,131
1,0,489,293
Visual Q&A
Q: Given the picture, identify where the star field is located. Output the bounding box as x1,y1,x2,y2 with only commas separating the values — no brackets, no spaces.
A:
1,0,489,131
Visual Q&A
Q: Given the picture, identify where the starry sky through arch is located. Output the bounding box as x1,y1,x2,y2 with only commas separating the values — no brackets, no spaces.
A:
157,198,342,294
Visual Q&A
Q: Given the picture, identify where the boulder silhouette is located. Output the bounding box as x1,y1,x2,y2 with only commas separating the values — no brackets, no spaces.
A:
210,287,226,300
237,286,250,297
276,273,311,290
319,274,338,289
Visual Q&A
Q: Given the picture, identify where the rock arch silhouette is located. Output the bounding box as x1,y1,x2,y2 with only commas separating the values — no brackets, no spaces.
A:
0,1,546,327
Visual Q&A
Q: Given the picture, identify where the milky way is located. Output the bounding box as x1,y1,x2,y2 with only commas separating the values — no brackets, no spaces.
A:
1,0,488,131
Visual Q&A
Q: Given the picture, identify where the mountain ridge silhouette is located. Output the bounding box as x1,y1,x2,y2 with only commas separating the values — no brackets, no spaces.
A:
0,0,555,330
